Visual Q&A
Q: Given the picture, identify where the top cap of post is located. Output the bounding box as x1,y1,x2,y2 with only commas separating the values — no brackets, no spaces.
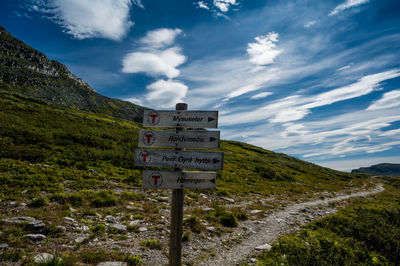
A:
176,103,188,111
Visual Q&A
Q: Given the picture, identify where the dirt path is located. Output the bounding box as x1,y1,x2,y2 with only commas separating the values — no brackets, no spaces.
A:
200,184,384,265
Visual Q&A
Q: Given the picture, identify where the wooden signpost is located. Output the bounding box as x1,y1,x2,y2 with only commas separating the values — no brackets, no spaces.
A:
135,103,222,266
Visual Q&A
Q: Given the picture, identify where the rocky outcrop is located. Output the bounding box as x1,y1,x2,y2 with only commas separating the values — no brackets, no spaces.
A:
0,25,146,123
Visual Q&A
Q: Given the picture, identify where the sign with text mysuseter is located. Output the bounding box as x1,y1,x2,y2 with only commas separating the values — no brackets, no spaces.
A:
134,149,223,170
143,110,218,128
138,129,220,149
142,170,216,189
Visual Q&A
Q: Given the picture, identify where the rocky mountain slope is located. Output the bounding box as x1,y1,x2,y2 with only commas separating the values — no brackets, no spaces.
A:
352,163,400,176
0,25,145,122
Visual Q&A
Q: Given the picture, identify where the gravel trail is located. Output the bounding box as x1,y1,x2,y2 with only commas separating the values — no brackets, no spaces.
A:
201,184,384,265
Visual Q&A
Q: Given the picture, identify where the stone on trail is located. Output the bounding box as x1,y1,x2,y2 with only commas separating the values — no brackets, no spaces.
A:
250,210,263,215
138,227,148,232
255,243,272,251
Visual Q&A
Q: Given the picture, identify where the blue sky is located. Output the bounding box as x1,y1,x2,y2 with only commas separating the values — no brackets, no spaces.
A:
1,0,400,171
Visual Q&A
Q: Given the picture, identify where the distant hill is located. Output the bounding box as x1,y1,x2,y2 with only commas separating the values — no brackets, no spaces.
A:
352,163,400,176
0,25,145,122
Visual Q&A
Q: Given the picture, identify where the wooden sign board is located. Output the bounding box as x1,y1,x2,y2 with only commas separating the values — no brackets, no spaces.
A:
134,149,223,170
142,170,216,189
138,129,220,149
143,110,218,128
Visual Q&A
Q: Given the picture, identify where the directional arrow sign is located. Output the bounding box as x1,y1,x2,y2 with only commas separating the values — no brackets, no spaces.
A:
142,170,216,189
143,110,218,128
134,149,223,170
138,130,220,149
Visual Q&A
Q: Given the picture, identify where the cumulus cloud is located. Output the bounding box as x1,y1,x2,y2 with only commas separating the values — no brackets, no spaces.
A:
31,0,134,40
146,79,188,108
247,32,283,66
367,89,400,110
214,0,237,12
122,47,186,78
140,28,182,49
329,0,370,16
122,28,188,108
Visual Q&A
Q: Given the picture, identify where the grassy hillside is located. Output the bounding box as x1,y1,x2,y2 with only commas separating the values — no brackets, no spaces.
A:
0,90,375,265
0,90,367,201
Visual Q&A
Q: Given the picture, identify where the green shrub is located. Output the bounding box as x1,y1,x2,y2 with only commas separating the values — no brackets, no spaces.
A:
91,223,106,236
219,213,238,227
140,238,162,250
184,216,203,233
90,191,118,207
29,195,49,207
126,254,142,265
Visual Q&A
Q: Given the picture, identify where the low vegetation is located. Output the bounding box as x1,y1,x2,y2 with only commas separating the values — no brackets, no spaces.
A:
0,90,377,264
257,177,400,265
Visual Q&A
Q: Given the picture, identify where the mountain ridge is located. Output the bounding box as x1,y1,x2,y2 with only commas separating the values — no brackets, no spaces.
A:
352,163,400,176
0,25,146,123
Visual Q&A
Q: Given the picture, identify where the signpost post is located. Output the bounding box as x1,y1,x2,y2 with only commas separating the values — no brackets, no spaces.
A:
135,103,222,266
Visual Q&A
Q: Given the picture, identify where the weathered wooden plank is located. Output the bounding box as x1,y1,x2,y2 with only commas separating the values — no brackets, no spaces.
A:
134,149,223,170
143,110,218,128
142,170,216,189
138,129,220,149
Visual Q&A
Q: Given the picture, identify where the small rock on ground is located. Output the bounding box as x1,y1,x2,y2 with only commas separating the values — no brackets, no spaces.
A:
255,243,272,251
34,253,54,263
25,234,47,241
0,243,9,249
97,262,128,266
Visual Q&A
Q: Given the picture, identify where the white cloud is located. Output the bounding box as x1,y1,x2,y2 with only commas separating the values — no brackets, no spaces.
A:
379,129,400,137
140,28,182,49
304,20,317,28
219,69,400,125
33,0,134,40
122,28,188,107
329,0,370,16
122,47,186,79
213,0,237,12
337,65,351,72
146,79,188,108
247,32,283,66
251,92,273,99
125,97,144,106
197,1,209,10
367,89,400,110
